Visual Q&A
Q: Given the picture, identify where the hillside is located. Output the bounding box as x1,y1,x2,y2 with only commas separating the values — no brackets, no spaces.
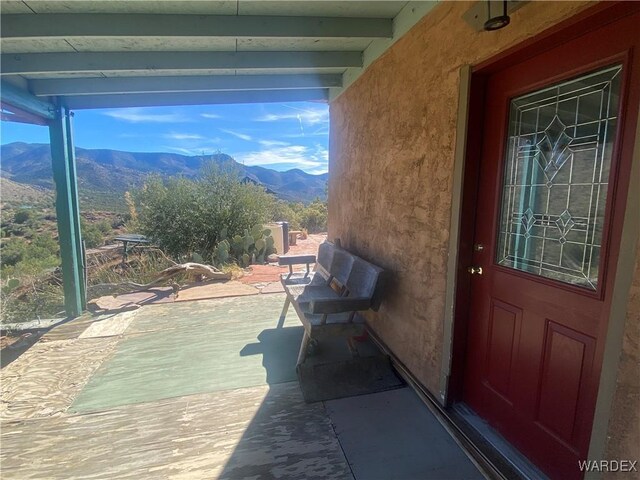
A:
0,143,328,208
0,177,53,206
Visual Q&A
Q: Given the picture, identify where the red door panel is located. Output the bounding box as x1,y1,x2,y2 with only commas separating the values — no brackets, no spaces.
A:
485,300,521,400
462,8,640,479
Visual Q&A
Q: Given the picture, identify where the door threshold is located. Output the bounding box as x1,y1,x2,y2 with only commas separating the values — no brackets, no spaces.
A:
449,403,550,480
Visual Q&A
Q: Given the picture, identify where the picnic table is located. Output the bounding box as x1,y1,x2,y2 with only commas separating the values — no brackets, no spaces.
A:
114,234,149,264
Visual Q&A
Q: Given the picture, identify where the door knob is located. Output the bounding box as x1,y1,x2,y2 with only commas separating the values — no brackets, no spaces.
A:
468,266,483,275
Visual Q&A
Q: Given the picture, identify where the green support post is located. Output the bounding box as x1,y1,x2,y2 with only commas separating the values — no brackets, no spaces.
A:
49,107,84,317
64,111,87,309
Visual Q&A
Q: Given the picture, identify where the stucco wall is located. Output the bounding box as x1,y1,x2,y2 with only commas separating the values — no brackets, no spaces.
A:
329,0,640,471
604,240,640,478
328,0,593,395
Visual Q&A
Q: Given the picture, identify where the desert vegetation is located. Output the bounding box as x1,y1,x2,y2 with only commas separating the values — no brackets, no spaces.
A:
1,161,327,324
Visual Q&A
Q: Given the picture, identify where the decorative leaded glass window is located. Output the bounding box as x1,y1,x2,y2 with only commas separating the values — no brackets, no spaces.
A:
496,64,622,290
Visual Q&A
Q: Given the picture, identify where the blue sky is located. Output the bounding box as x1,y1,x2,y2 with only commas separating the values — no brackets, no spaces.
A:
0,102,329,174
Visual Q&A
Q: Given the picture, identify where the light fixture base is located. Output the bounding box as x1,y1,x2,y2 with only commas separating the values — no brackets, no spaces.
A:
484,14,511,31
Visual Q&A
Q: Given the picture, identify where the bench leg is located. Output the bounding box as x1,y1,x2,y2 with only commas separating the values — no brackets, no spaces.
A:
297,330,310,366
277,297,290,328
346,336,360,357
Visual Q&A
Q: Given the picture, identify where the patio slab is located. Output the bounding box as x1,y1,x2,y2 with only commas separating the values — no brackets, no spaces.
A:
1,382,353,480
326,387,484,480
1,337,119,420
71,293,303,412
89,281,260,312
1,290,484,480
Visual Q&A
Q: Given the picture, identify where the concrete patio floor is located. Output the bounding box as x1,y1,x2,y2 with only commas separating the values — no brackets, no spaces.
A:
1,291,486,479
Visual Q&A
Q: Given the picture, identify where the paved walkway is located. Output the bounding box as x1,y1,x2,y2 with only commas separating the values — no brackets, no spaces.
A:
1,292,485,479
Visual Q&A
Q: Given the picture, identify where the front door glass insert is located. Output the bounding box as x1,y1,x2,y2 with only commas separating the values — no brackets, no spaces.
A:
496,65,622,290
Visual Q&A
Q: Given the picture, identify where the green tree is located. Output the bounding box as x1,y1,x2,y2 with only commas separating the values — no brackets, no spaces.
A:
270,200,301,230
135,163,276,258
299,199,328,233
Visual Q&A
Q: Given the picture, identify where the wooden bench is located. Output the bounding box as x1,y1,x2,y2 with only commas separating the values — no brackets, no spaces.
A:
278,241,384,366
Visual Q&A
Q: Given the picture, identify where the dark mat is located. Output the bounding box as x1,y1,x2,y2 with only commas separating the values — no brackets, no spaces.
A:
298,354,404,403
296,335,404,403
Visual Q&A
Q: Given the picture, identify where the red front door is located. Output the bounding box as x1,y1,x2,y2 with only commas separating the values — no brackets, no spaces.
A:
463,9,640,480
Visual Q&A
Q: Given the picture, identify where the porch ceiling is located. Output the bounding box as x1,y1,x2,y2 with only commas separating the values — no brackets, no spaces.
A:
0,0,431,110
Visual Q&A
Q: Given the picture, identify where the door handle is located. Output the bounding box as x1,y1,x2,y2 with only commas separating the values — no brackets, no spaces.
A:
468,266,483,275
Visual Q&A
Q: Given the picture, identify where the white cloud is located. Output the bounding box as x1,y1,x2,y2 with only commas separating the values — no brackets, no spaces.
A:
258,139,290,147
220,129,253,142
163,132,205,140
102,107,190,123
164,146,202,155
118,133,145,138
255,105,329,126
201,113,222,119
163,141,222,156
235,144,328,173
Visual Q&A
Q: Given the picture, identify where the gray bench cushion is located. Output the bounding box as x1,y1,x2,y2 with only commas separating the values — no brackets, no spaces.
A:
279,271,328,286
282,241,384,332
345,258,383,298
284,284,340,305
329,248,354,286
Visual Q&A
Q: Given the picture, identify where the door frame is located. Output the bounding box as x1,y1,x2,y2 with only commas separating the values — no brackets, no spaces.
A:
442,0,640,470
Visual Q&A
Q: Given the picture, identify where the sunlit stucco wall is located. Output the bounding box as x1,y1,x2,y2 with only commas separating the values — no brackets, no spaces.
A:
328,0,638,467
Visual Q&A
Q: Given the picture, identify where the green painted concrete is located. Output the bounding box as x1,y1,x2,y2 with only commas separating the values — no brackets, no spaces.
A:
71,294,303,412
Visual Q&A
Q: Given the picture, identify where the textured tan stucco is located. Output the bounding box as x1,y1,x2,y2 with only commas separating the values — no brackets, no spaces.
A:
604,240,640,479
329,0,594,395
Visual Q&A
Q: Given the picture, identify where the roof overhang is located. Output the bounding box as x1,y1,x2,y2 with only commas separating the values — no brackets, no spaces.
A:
0,1,438,113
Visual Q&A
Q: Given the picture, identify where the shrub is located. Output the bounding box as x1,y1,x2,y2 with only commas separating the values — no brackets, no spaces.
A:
13,209,32,224
0,233,60,279
135,163,276,259
80,219,105,248
97,219,112,234
270,200,301,230
298,199,328,233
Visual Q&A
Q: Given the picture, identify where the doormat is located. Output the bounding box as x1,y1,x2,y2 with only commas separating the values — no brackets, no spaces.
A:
296,336,404,403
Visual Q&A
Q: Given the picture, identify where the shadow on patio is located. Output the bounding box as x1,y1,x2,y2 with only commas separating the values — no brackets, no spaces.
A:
0,290,485,479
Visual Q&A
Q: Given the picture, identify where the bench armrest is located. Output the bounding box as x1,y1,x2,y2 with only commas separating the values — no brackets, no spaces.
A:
309,296,371,314
279,254,317,266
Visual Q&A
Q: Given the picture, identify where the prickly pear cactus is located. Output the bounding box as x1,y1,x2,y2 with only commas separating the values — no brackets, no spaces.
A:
241,253,251,268
243,232,254,252
251,225,264,241
230,235,244,257
215,239,230,265
254,238,266,264
265,235,276,256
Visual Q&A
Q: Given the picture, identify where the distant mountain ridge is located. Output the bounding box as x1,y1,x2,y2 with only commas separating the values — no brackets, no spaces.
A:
0,142,328,207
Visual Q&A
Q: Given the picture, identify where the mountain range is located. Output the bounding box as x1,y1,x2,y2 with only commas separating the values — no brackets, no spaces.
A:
0,142,328,208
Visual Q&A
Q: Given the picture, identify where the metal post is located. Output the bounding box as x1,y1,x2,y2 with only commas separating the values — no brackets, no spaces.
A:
64,111,87,309
49,106,83,317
